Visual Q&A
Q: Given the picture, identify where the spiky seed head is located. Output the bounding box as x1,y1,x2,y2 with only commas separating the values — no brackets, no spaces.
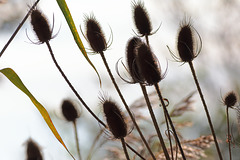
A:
61,100,80,122
132,1,152,36
126,37,143,83
102,100,127,139
26,139,43,160
136,42,162,85
31,9,52,43
85,16,107,53
224,91,238,108
177,21,195,62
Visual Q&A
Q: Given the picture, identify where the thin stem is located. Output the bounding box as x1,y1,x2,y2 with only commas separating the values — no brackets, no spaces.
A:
45,41,106,127
188,61,223,160
226,107,232,160
73,120,82,160
125,143,146,160
154,83,186,160
140,84,170,159
121,138,130,160
87,129,104,160
0,0,40,58
46,42,144,159
99,51,157,160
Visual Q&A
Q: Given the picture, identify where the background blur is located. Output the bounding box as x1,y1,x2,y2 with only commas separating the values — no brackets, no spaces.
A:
0,0,240,159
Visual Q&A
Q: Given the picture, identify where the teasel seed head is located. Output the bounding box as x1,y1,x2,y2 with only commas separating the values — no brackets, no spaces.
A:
126,37,143,83
177,19,201,62
26,138,43,160
31,9,52,43
85,15,107,53
132,1,152,37
101,98,127,139
61,100,80,122
136,42,162,85
224,91,238,108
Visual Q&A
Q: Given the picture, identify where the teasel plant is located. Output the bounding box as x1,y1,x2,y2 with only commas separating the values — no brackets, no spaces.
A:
61,99,82,160
83,14,156,159
167,18,223,159
134,41,186,160
25,138,43,160
222,91,238,160
119,37,170,160
100,95,131,160
131,1,186,159
29,7,106,128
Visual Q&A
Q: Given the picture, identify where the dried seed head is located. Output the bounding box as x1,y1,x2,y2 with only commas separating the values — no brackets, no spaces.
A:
136,42,162,85
31,9,52,43
126,37,143,83
132,1,152,36
224,91,238,108
61,100,80,122
85,15,107,53
26,139,43,160
102,99,127,139
177,20,196,62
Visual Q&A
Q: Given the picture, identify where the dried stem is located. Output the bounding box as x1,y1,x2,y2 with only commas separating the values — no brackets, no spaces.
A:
73,120,82,160
188,61,223,160
121,138,130,160
99,51,156,160
46,42,143,159
226,107,232,160
140,84,170,159
45,41,106,127
154,83,186,160
0,0,40,57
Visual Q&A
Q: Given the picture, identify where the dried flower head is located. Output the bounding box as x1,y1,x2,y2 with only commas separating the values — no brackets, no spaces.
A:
176,19,201,62
132,1,152,36
61,100,80,122
30,9,52,43
85,15,107,53
135,42,162,85
26,138,43,160
126,37,143,83
101,97,127,139
224,91,238,108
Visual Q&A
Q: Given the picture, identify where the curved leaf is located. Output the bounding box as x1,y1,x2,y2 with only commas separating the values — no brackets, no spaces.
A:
0,68,75,160
56,0,101,86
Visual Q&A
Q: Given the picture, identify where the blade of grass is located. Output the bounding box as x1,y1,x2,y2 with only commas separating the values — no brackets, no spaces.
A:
0,68,75,160
56,0,101,85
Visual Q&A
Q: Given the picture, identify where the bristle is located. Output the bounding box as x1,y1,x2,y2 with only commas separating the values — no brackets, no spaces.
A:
132,1,152,36
135,42,162,85
61,100,80,122
85,15,107,53
102,99,127,139
26,139,43,160
31,9,51,43
126,37,142,83
177,21,195,62
224,91,238,108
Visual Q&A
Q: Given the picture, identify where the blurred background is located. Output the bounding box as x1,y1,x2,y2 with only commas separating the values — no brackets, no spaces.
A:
0,0,240,159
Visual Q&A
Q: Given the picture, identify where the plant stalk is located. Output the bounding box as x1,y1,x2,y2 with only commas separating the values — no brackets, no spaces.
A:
188,61,223,160
121,138,130,160
73,120,82,160
99,51,157,160
140,84,170,159
226,107,232,160
154,83,186,160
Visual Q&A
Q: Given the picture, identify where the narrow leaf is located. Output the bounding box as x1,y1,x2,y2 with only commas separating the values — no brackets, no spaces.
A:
56,0,101,86
0,68,75,159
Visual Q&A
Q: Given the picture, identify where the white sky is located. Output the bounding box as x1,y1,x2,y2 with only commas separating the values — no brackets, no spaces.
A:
0,0,238,159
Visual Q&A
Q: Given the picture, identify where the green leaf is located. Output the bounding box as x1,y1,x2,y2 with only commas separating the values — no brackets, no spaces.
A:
0,68,75,160
56,0,101,86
